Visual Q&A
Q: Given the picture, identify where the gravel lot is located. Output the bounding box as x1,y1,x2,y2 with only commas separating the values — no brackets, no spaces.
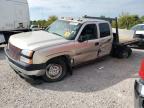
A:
0,45,143,108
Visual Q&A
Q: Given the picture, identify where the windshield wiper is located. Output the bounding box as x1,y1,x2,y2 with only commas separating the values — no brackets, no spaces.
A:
51,32,63,37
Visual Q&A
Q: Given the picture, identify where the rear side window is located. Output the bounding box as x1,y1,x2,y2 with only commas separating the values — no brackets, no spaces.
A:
99,23,110,38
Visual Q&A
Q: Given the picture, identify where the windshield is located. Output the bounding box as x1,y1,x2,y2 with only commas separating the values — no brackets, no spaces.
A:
131,25,144,31
45,20,81,40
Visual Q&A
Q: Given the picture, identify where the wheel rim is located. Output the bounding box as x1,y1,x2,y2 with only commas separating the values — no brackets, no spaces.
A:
46,64,63,79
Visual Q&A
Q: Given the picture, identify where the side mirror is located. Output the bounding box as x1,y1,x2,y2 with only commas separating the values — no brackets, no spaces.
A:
78,35,88,42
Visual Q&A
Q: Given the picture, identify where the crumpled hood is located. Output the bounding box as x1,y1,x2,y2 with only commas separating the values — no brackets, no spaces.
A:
9,30,69,50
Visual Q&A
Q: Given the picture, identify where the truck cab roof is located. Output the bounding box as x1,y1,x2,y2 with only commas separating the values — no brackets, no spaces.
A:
80,18,109,23
60,18,109,24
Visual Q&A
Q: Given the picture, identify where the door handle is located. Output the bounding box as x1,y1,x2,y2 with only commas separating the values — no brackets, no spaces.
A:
95,42,99,46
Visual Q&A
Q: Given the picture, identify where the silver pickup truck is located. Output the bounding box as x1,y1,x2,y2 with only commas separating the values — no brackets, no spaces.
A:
5,17,132,82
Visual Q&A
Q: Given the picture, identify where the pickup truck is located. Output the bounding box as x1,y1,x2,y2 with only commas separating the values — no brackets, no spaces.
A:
5,16,137,82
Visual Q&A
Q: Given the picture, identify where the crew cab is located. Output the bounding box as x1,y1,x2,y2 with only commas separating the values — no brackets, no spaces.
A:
5,17,134,82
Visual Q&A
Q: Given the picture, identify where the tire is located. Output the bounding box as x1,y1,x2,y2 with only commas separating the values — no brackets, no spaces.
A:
111,44,132,59
117,47,132,58
43,58,67,82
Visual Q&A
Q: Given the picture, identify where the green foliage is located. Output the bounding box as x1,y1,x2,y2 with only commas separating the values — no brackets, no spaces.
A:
112,21,116,28
141,16,144,23
31,16,58,28
46,16,58,26
118,13,142,29
100,15,106,18
31,14,144,30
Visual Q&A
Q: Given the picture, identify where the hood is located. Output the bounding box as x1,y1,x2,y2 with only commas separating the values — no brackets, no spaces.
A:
9,30,69,50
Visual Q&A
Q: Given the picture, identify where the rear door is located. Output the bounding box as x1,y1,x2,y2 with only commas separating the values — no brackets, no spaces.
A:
98,23,113,57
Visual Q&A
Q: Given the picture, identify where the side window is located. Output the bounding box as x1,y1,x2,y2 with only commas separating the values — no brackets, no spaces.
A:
99,23,110,38
80,24,97,40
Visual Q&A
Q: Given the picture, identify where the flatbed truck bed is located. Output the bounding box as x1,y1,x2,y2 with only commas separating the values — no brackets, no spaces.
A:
119,38,140,45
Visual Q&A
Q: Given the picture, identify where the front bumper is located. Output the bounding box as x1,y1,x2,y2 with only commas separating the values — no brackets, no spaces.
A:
134,80,144,108
5,47,46,76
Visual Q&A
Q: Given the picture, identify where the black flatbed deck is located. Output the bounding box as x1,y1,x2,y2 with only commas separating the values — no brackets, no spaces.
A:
119,38,140,45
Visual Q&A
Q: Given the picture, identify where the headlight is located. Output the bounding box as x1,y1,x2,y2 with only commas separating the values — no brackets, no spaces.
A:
20,50,34,64
21,50,34,57
20,56,33,64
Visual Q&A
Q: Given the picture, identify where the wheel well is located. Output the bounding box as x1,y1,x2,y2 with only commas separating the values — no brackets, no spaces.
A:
111,44,132,58
46,55,73,75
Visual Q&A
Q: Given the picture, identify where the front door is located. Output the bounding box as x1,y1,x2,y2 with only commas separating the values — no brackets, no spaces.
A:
74,23,100,64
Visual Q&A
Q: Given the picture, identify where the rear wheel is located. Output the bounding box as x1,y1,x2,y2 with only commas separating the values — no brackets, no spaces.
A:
121,47,132,58
118,46,132,58
43,58,67,82
111,45,132,58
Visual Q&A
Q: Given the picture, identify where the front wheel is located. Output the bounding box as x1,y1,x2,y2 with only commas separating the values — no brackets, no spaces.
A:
43,58,67,82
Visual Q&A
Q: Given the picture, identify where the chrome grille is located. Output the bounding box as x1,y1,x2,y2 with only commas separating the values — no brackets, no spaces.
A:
8,43,21,61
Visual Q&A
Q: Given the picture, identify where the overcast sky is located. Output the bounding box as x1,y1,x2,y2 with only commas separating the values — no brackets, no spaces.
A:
28,0,144,20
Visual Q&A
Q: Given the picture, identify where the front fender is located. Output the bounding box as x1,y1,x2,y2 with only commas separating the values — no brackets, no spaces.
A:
32,41,76,64
33,50,74,64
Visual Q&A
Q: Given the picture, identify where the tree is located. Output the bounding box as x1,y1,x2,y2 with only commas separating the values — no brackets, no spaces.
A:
30,16,58,28
118,13,141,29
30,20,37,25
100,15,105,18
46,16,58,26
112,21,116,28
141,16,144,23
